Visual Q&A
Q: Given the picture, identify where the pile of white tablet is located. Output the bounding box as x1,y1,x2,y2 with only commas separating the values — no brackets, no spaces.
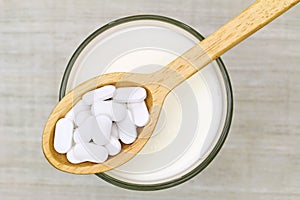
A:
53,85,149,164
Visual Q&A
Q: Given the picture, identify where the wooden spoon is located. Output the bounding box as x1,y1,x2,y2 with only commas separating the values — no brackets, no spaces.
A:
43,0,299,174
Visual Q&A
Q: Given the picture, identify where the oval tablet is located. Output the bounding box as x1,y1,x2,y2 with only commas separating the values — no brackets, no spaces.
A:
82,85,116,105
72,143,109,163
105,136,121,156
66,147,82,164
113,87,146,103
119,131,137,145
65,100,90,122
117,111,137,144
93,115,112,145
54,118,74,154
128,101,150,127
91,100,126,121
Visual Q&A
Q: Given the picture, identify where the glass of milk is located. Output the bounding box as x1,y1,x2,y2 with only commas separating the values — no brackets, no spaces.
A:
60,15,233,190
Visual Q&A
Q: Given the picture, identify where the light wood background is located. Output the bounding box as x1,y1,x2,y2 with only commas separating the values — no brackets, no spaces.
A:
0,0,299,199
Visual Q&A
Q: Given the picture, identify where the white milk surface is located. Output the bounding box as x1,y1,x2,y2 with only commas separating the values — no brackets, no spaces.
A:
66,20,227,184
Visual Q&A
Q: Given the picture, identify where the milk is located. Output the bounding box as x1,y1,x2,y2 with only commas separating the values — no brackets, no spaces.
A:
65,20,227,184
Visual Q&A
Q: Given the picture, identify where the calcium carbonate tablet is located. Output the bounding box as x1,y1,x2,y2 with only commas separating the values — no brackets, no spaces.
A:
72,143,108,163
82,85,115,105
128,101,150,127
54,118,74,154
117,111,137,144
113,87,146,103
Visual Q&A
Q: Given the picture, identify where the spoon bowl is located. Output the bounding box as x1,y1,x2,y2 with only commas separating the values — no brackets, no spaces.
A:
43,0,299,174
43,72,171,174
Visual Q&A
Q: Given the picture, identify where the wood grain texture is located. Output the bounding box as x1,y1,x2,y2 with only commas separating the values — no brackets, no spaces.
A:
201,0,299,60
156,0,299,89
0,0,299,199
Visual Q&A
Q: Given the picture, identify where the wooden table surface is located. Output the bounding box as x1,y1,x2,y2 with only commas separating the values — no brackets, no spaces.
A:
0,0,299,199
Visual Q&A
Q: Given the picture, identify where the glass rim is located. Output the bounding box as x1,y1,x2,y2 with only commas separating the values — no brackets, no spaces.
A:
59,14,233,191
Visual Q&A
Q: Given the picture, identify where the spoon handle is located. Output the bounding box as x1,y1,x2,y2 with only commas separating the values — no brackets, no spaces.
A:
154,0,299,90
